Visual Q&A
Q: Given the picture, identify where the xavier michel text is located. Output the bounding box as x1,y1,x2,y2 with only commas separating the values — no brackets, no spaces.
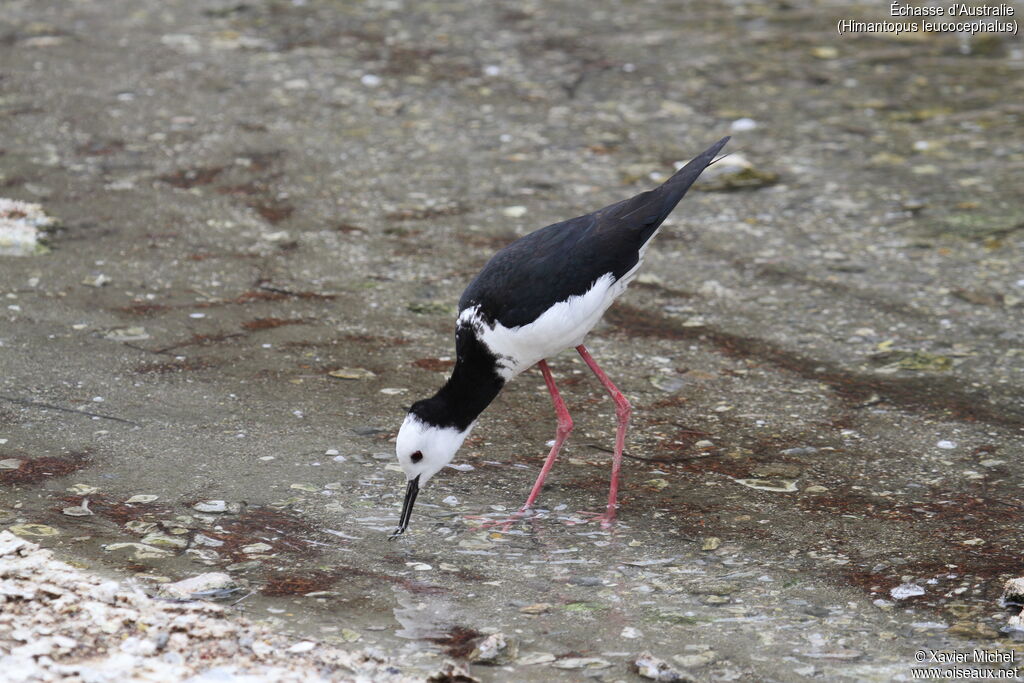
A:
916,650,1017,664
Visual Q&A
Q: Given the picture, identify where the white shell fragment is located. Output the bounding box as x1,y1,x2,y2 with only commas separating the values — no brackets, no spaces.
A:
62,499,93,517
0,198,55,256
733,478,799,493
890,583,925,600
159,572,236,600
126,495,159,504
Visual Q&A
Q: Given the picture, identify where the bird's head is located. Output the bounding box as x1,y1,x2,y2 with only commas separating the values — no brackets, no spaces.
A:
390,406,473,537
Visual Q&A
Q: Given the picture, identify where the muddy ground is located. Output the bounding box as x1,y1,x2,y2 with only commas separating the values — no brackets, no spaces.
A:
1,0,1023,680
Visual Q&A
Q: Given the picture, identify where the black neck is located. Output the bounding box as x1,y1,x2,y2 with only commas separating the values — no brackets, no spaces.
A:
409,323,505,431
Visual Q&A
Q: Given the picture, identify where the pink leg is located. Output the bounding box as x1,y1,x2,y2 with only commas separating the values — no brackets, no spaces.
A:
520,360,574,511
576,345,630,526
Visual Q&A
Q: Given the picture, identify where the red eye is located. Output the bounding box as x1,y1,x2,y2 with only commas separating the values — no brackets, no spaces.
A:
410,451,423,463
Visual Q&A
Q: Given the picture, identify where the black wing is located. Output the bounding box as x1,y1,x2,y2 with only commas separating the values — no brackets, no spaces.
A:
459,137,729,328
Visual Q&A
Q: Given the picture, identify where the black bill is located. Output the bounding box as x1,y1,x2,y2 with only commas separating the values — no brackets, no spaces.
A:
388,475,420,539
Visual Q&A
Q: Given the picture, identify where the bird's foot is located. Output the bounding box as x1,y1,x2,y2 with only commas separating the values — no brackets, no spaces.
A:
465,506,540,532
571,509,617,528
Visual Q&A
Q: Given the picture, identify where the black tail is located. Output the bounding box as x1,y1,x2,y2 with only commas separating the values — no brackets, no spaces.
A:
664,136,730,194
609,136,730,239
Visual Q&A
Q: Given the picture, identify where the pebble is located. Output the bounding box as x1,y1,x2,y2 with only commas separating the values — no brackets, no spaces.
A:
241,543,273,554
502,206,528,218
1001,577,1024,605
62,499,93,517
140,533,188,549
733,478,798,493
621,626,643,639
104,326,150,341
82,273,111,287
126,494,159,504
517,652,556,665
287,641,317,654
552,657,611,670
8,524,59,537
0,458,24,469
634,651,690,682
730,117,758,132
701,537,721,551
0,198,55,256
673,650,717,668
890,583,925,600
193,534,225,548
650,376,685,392
328,367,376,380
936,440,957,449
519,603,551,614
160,572,236,600
469,633,507,663
193,500,228,513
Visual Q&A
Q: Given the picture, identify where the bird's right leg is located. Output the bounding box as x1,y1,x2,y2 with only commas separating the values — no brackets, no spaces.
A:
519,359,574,512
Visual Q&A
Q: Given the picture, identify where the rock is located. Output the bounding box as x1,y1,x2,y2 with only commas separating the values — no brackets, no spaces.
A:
634,652,693,682
517,651,556,665
501,206,527,218
0,531,30,556
690,153,778,192
287,640,317,654
701,537,721,551
1000,577,1024,606
519,603,551,614
469,633,508,664
159,572,236,600
0,458,24,469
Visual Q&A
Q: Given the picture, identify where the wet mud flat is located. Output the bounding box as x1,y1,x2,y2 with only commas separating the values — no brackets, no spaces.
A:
1,0,1023,680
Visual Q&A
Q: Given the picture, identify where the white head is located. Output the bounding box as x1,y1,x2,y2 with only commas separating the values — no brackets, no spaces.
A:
396,413,473,485
390,412,473,537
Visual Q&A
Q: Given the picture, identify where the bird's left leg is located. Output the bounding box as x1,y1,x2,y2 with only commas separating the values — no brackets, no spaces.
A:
576,344,630,527
471,360,573,530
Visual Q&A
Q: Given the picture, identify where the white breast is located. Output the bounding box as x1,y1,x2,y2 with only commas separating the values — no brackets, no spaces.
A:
462,268,639,380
